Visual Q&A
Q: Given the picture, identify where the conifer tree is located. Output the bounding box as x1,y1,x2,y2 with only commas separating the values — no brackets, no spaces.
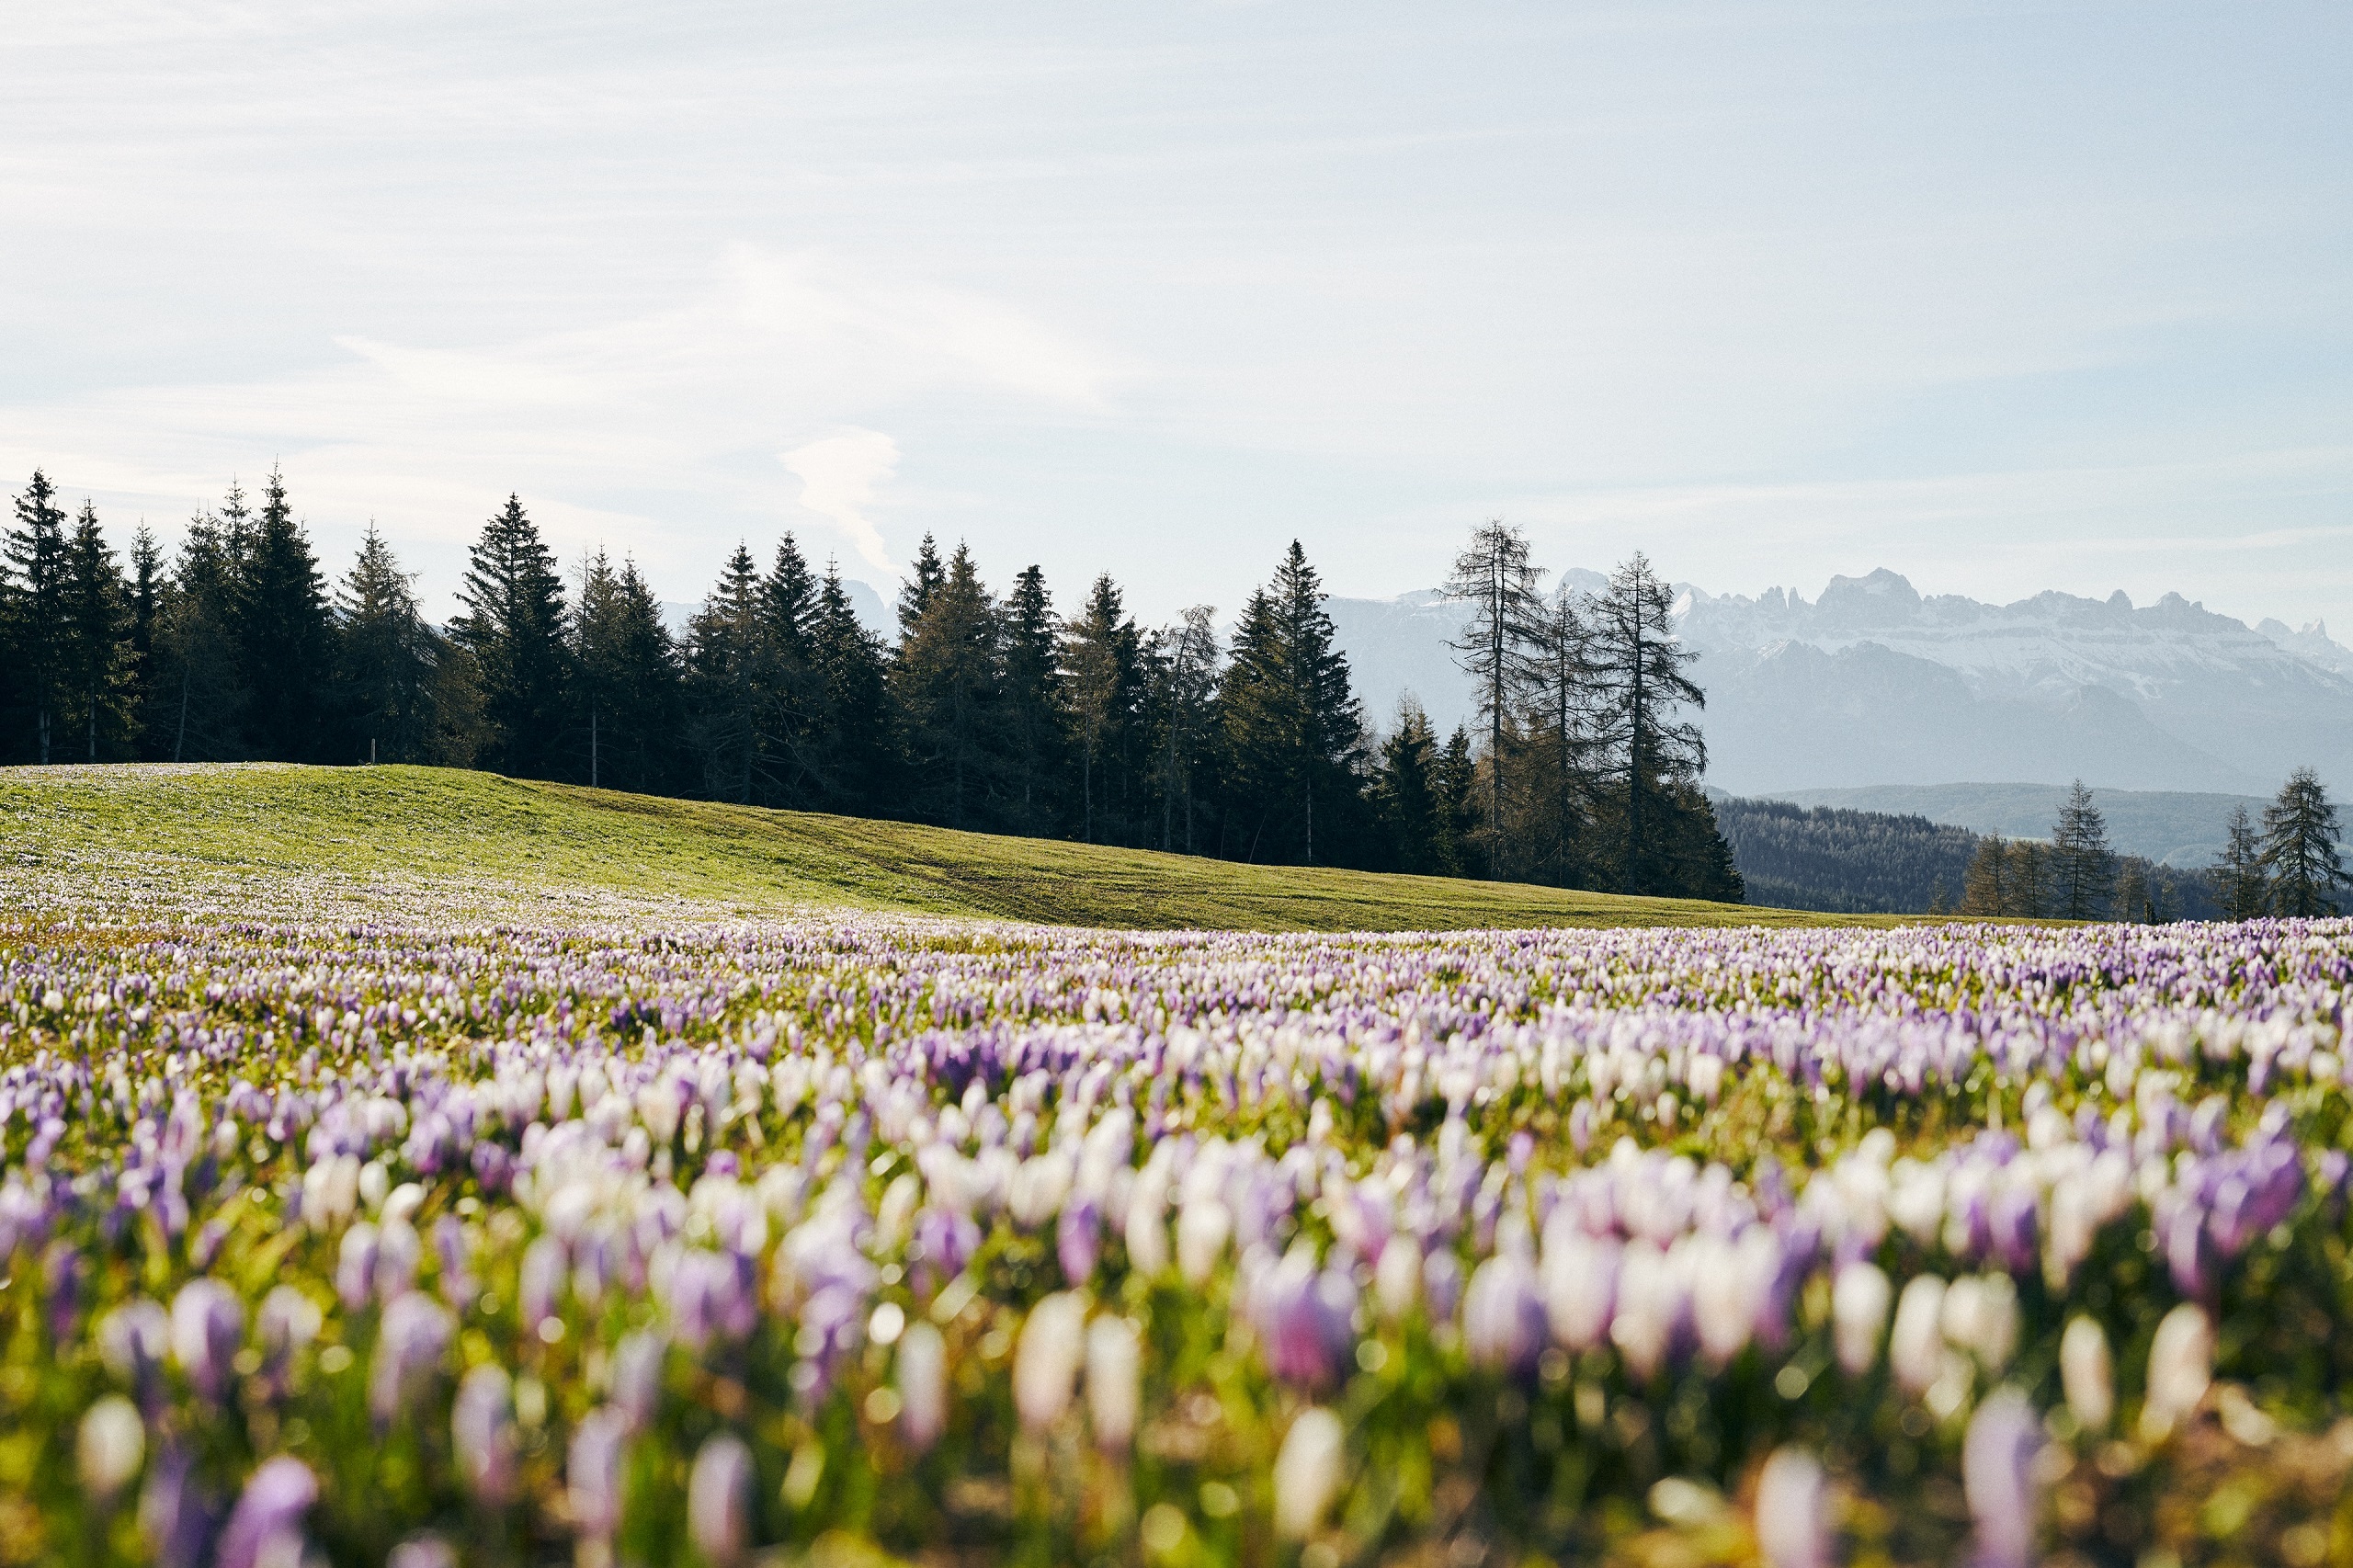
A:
2260,767,2347,917
574,551,681,795
1442,519,1547,877
2211,803,2269,920
59,501,135,760
2006,839,2052,917
335,526,443,765
896,534,946,642
1151,606,1221,855
1370,700,1445,873
1063,574,1147,844
1523,585,1597,886
998,565,1067,838
894,544,1005,830
1586,553,1707,895
453,494,572,779
1960,835,2013,915
128,526,163,756
808,560,896,812
1433,726,1476,877
687,543,773,803
235,467,333,760
2049,779,2116,919
1219,541,1365,865
151,507,251,762
3,470,69,763
2113,858,2151,925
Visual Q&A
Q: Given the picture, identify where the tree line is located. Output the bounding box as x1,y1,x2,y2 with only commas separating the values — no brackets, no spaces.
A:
1712,797,1980,915
0,472,1742,897
1956,774,2346,920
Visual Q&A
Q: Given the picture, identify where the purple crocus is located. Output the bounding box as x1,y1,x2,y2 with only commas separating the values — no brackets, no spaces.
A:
688,1433,756,1565
1056,1196,1101,1287
568,1405,631,1542
213,1456,319,1568
138,1446,215,1568
369,1292,455,1427
452,1363,519,1505
169,1278,244,1404
1962,1387,2042,1568
609,1329,668,1431
1463,1253,1549,1383
1250,1245,1358,1392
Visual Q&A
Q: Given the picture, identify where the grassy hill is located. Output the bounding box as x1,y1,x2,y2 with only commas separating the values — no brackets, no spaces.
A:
0,763,1904,932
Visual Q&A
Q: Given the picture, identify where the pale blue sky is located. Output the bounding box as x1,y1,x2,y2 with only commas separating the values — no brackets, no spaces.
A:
5,2,2348,628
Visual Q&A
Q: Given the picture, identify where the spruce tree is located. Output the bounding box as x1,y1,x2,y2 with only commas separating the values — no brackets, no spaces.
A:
2211,803,2269,920
2049,779,2116,919
3,470,69,763
1370,700,1445,874
1433,726,1476,877
2113,858,2151,925
1524,585,1597,887
1062,574,1147,844
453,494,572,779
235,467,333,760
808,560,896,812
2006,839,2052,917
2260,767,2347,917
574,551,682,795
1442,519,1547,877
1960,836,2012,915
128,526,164,757
59,501,135,761
152,507,251,762
1587,553,1706,895
1150,605,1221,855
896,534,946,641
1218,542,1365,865
894,544,1006,830
335,526,443,765
687,543,772,803
998,565,1067,838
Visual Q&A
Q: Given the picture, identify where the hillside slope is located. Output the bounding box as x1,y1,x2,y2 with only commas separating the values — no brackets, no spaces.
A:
0,763,1890,931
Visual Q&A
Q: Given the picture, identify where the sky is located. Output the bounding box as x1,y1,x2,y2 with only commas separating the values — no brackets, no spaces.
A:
5,1,2349,631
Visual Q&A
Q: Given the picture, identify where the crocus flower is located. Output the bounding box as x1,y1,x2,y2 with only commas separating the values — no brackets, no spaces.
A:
1463,1253,1548,1383
896,1321,949,1452
452,1363,519,1505
1086,1313,1142,1451
1272,1406,1347,1539
77,1395,145,1503
1251,1245,1357,1392
370,1292,455,1426
2059,1317,2113,1431
1013,1291,1087,1431
1889,1276,1948,1396
336,1223,381,1313
169,1278,243,1404
139,1445,212,1568
609,1329,667,1432
1830,1262,1891,1378
1753,1447,1829,1568
688,1433,756,1566
568,1405,630,1542
213,1456,319,1568
1961,1388,2041,1568
1540,1229,1619,1352
2141,1302,2212,1440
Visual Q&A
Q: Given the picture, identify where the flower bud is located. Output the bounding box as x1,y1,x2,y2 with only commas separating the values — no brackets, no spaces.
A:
169,1279,243,1405
1753,1447,1828,1568
1272,1406,1346,1540
1013,1291,1087,1431
1176,1197,1231,1287
896,1321,949,1452
1830,1262,1891,1378
1086,1314,1142,1451
214,1456,318,1568
688,1433,755,1566
567,1405,630,1540
1962,1388,2041,1568
452,1364,518,1506
77,1395,145,1503
2141,1302,2211,1440
2059,1317,2113,1431
369,1293,454,1427
1463,1254,1548,1383
1888,1275,1947,1396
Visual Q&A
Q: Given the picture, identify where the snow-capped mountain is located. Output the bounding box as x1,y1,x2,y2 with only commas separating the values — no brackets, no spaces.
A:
1324,568,2353,798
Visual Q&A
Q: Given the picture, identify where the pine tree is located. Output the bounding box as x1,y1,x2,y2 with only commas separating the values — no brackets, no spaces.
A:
2211,803,2269,920
2113,858,2151,925
2006,839,2052,918
128,526,164,757
1218,542,1366,865
1151,605,1221,855
1370,699,1446,873
893,544,1006,829
896,534,946,642
1062,574,1147,844
1586,553,1706,895
335,526,443,765
2260,767,2347,917
59,501,135,761
1960,836,2013,915
1522,585,1597,887
998,565,1067,838
808,560,896,812
151,507,252,762
3,470,69,763
573,551,682,795
453,494,572,779
235,467,333,760
687,543,772,803
1432,726,1476,878
2049,779,2116,919
1442,519,1548,878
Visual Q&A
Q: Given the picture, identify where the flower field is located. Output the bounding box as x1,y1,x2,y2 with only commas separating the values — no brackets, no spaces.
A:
5,882,2352,1566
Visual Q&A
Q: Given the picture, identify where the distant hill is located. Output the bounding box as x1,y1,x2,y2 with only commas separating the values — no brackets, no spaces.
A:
0,764,1897,932
1754,782,2268,868
1714,797,1979,915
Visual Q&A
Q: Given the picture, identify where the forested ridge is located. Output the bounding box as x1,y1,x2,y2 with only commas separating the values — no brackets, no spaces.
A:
0,472,1742,901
